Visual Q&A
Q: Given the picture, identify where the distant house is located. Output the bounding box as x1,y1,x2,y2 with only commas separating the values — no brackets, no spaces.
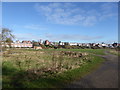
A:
9,40,33,48
118,44,120,47
22,40,32,44
59,42,65,45
112,43,118,48
51,42,59,46
101,43,106,47
44,40,50,45
77,43,82,46
69,42,78,46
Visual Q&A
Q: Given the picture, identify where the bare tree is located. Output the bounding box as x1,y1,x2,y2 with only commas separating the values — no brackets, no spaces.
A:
0,28,15,48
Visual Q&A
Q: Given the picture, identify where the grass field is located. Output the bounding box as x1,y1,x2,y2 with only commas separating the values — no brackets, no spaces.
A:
2,48,105,88
25,48,106,55
108,49,120,56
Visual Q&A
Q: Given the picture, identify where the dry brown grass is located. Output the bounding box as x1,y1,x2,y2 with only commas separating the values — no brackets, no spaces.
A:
3,48,92,77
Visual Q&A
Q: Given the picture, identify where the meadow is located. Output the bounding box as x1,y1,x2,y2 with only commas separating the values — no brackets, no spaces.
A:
2,48,105,88
108,49,120,56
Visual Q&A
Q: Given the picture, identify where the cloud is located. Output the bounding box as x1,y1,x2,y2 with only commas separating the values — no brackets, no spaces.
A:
13,33,40,41
44,33,103,41
24,24,46,30
8,24,47,31
34,2,117,26
83,16,97,26
99,2,118,20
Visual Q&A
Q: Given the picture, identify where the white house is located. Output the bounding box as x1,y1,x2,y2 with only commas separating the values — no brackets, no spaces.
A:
59,42,65,45
11,43,33,48
69,42,78,46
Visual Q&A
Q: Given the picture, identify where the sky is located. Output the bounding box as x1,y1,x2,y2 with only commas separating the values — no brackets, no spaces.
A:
2,2,118,43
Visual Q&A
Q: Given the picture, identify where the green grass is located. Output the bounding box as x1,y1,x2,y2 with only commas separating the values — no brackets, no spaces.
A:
107,49,120,56
23,48,106,55
8,48,106,55
3,51,104,88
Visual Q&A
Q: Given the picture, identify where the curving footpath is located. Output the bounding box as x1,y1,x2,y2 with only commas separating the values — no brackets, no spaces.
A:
66,51,118,88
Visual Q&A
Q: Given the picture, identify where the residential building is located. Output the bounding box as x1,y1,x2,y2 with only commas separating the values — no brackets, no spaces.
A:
69,42,78,46
44,40,50,45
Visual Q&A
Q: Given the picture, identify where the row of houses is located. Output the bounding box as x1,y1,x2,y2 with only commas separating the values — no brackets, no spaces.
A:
1,40,33,48
52,41,118,48
1,40,119,49
52,41,119,48
10,43,33,48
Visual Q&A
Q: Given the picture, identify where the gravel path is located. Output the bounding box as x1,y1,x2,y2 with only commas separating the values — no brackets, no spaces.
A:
65,51,118,88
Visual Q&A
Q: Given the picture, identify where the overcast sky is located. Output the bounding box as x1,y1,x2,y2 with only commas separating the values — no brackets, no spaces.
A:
2,2,118,43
